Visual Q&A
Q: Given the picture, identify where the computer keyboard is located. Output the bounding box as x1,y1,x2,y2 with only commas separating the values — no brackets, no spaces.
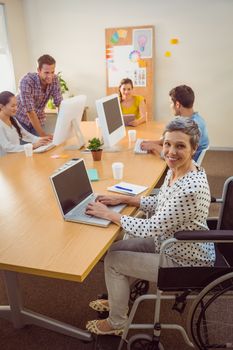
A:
33,142,56,153
134,139,148,154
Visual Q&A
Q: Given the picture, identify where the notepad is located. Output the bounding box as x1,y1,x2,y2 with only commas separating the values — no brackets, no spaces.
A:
87,168,99,181
107,182,148,196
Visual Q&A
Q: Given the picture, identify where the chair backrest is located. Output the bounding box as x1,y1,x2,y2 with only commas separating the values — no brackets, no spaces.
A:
196,146,209,166
217,176,233,230
216,176,233,266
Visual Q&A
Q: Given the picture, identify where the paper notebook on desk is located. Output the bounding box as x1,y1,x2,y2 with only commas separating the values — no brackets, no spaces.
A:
107,182,148,196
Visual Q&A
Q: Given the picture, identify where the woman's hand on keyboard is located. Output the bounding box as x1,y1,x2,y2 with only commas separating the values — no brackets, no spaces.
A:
140,140,162,155
95,195,126,206
33,136,52,149
85,201,121,224
96,195,140,208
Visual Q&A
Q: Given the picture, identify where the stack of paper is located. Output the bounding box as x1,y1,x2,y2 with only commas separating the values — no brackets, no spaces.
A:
107,182,148,196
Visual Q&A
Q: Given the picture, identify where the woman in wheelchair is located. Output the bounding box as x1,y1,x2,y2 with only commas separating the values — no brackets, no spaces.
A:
85,116,215,336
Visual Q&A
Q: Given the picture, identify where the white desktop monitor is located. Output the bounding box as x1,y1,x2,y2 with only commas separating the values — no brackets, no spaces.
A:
95,94,126,150
53,95,87,149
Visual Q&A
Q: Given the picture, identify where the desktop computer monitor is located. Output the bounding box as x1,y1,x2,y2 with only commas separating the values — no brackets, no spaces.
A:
95,94,126,150
53,95,87,149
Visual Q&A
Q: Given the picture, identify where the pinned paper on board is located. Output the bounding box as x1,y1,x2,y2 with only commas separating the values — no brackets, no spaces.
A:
108,45,138,87
106,46,114,60
132,68,146,87
129,50,141,63
110,30,128,44
133,28,153,58
111,32,119,44
117,29,127,39
138,59,147,68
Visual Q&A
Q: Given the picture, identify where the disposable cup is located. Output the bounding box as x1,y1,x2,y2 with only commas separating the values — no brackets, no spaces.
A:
128,130,137,142
112,162,124,180
24,143,33,157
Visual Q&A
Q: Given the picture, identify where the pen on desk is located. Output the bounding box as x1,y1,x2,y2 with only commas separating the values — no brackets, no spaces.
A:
115,185,133,192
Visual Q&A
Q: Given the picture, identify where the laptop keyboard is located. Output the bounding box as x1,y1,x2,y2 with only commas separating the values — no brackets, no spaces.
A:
134,139,148,154
34,142,56,153
67,196,126,225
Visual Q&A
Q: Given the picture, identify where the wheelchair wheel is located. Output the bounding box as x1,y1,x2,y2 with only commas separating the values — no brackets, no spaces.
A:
187,272,233,350
130,279,150,303
127,334,164,350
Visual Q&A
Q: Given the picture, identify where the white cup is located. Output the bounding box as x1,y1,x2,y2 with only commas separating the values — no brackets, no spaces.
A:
128,129,137,142
23,143,33,157
112,162,124,180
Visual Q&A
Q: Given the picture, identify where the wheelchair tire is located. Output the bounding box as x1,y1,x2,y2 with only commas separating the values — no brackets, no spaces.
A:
129,279,150,303
127,334,164,350
187,271,233,350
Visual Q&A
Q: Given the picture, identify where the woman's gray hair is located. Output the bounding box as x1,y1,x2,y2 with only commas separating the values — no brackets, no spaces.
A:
162,116,200,150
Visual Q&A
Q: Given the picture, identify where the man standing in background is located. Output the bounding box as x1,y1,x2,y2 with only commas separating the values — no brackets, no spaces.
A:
16,54,62,137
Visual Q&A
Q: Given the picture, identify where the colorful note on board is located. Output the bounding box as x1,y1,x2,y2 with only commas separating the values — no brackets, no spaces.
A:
164,51,171,57
170,38,179,45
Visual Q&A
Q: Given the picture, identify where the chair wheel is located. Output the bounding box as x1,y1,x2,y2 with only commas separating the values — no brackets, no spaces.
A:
130,279,150,303
127,334,165,350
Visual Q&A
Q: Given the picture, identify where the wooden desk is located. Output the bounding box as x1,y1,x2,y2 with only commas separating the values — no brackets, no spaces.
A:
0,121,165,340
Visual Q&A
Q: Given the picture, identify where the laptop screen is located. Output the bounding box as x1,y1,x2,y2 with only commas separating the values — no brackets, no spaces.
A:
51,160,93,215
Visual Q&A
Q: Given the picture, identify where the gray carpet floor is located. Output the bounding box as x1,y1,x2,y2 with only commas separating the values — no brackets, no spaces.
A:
0,149,233,350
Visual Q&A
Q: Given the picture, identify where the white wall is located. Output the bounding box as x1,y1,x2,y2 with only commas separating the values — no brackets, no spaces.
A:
8,0,233,147
2,0,30,86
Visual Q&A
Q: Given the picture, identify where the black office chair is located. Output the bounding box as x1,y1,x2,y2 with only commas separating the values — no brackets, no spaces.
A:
118,176,233,350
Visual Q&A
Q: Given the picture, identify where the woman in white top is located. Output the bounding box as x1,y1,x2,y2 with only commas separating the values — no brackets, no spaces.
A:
0,91,51,153
85,116,215,336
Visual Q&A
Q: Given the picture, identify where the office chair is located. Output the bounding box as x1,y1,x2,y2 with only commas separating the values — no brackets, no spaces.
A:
195,146,209,166
118,176,233,350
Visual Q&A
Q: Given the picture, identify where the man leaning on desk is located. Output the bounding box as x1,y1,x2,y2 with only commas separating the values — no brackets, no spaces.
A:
15,54,63,138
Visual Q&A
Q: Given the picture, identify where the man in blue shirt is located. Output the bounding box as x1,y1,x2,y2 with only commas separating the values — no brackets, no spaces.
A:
141,85,209,162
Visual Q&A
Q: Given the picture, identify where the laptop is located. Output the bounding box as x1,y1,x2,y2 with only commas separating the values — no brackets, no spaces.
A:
50,158,126,227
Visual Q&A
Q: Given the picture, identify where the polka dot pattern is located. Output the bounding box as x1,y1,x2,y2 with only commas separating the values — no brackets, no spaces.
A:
120,167,215,267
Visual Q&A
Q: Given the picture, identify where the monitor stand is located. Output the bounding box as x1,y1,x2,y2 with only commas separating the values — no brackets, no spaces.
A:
102,144,123,153
64,120,85,150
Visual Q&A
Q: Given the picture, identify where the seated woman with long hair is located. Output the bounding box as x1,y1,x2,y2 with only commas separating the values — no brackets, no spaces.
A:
0,91,51,153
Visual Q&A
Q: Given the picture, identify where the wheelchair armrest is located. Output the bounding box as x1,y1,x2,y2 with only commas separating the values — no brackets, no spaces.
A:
174,230,233,241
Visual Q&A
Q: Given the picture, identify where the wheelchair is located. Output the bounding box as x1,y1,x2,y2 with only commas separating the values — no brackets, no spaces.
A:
117,176,233,350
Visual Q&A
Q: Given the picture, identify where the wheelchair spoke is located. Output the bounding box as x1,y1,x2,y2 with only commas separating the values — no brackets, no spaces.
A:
189,274,233,349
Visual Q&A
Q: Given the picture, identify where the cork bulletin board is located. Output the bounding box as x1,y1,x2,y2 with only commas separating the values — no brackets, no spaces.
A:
105,25,155,120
